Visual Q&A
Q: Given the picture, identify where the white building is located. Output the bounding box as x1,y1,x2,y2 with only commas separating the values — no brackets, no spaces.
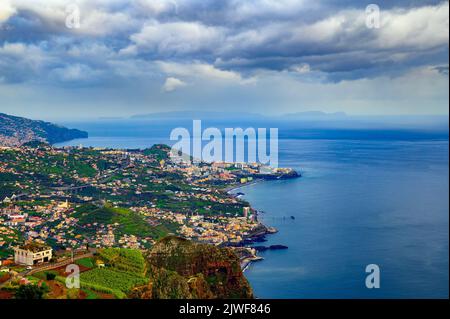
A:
14,243,53,266
243,207,250,219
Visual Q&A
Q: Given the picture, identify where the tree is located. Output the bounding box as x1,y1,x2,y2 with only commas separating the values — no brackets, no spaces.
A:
15,284,47,299
46,272,56,280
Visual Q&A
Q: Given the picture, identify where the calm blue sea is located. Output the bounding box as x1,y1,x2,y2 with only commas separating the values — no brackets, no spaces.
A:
56,120,449,298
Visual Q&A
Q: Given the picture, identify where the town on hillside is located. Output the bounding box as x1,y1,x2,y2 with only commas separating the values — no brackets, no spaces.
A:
0,143,298,299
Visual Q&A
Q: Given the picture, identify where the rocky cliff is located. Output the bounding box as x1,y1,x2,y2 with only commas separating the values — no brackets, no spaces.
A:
131,236,253,299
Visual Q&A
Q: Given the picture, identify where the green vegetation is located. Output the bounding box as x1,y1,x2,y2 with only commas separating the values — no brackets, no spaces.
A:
81,288,99,299
76,257,95,268
74,248,149,298
0,140,265,300
80,281,126,299
0,185,20,200
0,248,13,258
26,276,42,285
98,248,146,275
0,112,87,146
46,272,57,281
14,284,49,299
32,270,57,281
81,268,147,295
132,236,254,299
143,144,170,161
0,172,17,182
156,197,245,217
66,288,81,299
74,205,178,239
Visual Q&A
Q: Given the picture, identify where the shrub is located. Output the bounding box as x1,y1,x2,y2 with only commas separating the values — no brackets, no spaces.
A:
46,272,56,281
15,284,47,299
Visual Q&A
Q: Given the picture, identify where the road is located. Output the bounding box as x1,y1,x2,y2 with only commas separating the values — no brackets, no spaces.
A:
0,251,94,288
27,252,94,275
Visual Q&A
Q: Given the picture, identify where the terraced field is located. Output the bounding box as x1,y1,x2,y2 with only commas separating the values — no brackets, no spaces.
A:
78,248,149,298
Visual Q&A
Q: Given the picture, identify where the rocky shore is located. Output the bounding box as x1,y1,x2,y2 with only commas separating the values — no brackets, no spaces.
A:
226,171,300,271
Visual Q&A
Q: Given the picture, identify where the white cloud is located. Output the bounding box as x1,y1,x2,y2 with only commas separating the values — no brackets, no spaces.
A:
75,9,138,36
0,0,448,117
135,0,178,16
291,63,311,73
157,61,248,83
9,0,67,27
125,21,225,56
223,3,449,61
3,1,448,78
66,43,115,59
376,2,449,50
162,77,186,92
228,0,311,22
0,0,16,23
50,64,102,82
4,0,139,36
0,42,50,67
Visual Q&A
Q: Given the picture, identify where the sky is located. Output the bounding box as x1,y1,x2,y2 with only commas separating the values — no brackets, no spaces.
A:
0,0,448,120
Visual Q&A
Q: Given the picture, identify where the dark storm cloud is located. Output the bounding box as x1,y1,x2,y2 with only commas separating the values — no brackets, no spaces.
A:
0,0,448,85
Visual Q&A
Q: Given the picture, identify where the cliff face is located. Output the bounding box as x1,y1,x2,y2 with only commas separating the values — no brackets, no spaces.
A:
0,113,88,146
132,236,253,299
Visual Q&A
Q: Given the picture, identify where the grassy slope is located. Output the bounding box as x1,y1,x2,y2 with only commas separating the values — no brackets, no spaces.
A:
74,205,178,239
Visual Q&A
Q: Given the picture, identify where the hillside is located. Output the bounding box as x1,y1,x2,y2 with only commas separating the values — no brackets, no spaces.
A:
73,205,178,242
15,241,253,299
0,113,87,147
131,236,254,299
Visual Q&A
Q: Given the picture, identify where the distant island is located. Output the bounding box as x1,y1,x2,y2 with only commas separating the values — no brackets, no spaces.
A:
0,113,88,147
130,111,266,120
129,110,345,121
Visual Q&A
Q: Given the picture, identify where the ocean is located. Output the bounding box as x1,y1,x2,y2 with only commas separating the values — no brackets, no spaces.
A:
56,120,449,298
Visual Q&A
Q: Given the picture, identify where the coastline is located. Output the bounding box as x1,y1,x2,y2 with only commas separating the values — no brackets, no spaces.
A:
11,139,296,275
226,178,290,272
223,180,263,194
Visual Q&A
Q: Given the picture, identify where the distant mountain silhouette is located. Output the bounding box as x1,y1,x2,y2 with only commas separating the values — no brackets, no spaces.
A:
280,111,348,120
130,110,350,121
130,111,265,120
